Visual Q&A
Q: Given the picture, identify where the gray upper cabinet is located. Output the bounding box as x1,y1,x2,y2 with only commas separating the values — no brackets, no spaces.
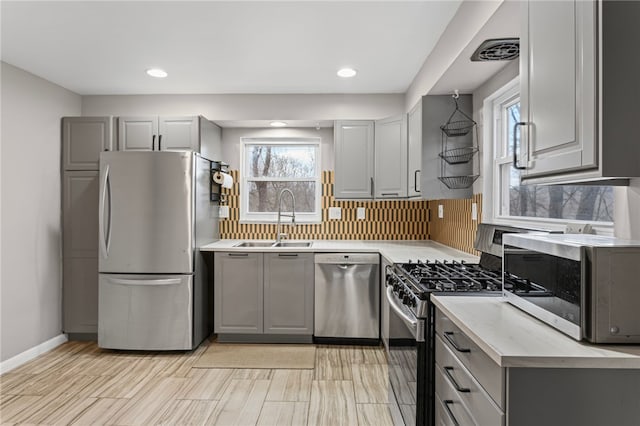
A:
118,116,217,154
158,116,199,151
375,115,408,198
520,0,640,184
118,116,158,151
407,102,422,197
62,116,113,170
334,121,375,199
214,252,264,334
264,253,314,335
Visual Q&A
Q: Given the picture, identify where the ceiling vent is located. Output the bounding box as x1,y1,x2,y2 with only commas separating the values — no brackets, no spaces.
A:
470,38,519,62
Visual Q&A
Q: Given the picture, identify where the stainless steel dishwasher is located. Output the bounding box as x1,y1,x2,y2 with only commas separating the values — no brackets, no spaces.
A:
314,253,380,340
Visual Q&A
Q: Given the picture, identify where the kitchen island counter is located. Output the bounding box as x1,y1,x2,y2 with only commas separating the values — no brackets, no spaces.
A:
431,295,640,369
200,239,479,264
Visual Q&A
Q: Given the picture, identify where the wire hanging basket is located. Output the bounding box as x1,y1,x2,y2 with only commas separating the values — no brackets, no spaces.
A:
440,96,477,137
438,175,480,190
439,147,479,165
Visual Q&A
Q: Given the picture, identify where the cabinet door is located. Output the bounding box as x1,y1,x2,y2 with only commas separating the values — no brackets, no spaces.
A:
63,171,99,258
214,252,263,334
62,117,113,170
159,116,199,151
62,171,99,333
520,0,596,179
334,121,374,199
63,257,98,333
118,116,158,151
407,103,422,197
375,115,408,198
264,253,314,335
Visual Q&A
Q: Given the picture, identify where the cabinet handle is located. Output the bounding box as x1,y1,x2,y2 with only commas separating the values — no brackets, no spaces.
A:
443,331,470,353
381,192,399,197
228,253,249,257
443,400,460,426
443,367,470,393
370,177,374,197
152,134,156,151
278,253,299,257
158,134,162,151
513,121,528,170
414,170,420,192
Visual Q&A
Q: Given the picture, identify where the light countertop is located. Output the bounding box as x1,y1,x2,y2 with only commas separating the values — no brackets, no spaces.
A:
200,239,479,264
431,296,640,369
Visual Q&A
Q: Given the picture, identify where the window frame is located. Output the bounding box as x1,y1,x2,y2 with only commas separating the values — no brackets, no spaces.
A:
482,77,613,235
239,137,322,224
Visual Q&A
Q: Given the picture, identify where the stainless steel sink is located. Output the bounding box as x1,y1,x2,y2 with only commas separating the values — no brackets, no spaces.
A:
272,241,313,248
233,241,276,248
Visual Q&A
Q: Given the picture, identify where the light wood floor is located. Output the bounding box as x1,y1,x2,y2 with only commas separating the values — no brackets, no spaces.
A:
0,340,403,425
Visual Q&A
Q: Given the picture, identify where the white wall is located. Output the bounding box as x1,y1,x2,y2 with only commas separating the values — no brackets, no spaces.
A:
404,0,503,112
0,62,81,362
614,181,640,239
82,94,404,121
221,127,333,171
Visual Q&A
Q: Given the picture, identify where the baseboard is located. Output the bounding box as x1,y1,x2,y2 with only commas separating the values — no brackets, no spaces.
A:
0,334,68,374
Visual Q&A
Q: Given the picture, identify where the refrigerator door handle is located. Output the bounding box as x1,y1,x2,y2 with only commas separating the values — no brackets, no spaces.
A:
99,164,111,259
106,277,182,286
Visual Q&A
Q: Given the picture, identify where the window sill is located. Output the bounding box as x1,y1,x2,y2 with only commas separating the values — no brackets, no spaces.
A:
490,216,614,236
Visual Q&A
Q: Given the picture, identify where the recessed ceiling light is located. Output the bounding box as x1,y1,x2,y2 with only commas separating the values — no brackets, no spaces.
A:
146,68,168,78
337,68,357,78
270,121,288,127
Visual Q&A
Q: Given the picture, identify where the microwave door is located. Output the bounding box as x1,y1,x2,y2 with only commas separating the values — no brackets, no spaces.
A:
99,151,194,274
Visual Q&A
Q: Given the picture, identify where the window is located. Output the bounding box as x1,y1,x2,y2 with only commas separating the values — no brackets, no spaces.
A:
486,79,614,229
240,138,321,223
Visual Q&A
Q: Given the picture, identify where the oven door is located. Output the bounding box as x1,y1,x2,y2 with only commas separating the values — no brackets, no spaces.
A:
385,286,427,426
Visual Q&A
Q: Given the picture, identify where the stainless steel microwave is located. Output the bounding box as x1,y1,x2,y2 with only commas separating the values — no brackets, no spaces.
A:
502,233,640,343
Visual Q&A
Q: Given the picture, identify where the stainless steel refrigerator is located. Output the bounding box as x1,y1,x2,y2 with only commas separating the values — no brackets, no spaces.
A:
98,151,218,350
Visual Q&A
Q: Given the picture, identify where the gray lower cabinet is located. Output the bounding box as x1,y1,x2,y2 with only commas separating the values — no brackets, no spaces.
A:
213,251,313,336
435,307,640,426
214,252,263,334
264,253,314,334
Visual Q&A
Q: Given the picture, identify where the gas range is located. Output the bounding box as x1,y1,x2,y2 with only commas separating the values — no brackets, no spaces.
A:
386,260,503,319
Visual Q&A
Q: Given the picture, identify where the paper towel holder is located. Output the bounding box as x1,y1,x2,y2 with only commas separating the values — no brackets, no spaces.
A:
210,161,229,203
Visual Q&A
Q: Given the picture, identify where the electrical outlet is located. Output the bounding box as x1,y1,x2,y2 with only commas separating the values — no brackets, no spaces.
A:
438,204,444,219
329,207,342,220
357,207,366,220
471,203,478,221
219,205,229,218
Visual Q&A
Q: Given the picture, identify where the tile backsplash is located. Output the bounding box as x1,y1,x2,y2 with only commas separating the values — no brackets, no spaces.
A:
427,194,482,255
218,170,482,255
219,170,430,240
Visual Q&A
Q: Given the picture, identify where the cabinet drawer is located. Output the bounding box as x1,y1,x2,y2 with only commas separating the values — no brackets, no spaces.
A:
435,387,475,426
436,309,504,407
436,335,505,424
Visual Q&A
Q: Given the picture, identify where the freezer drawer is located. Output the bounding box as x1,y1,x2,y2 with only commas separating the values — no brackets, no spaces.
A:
98,274,193,350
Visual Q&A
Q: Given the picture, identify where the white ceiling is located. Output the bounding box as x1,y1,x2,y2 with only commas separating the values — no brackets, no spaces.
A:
0,1,463,96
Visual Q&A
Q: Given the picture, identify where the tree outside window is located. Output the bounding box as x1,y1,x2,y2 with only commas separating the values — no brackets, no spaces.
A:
241,139,321,223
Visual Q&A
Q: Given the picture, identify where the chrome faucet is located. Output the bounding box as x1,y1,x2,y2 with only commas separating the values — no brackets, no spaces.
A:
276,188,296,243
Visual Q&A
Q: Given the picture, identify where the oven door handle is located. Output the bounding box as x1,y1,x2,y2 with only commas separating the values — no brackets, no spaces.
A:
385,287,423,342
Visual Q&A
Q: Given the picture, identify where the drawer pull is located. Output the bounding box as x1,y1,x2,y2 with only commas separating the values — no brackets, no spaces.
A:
443,400,460,426
444,366,470,393
228,253,249,257
443,331,471,353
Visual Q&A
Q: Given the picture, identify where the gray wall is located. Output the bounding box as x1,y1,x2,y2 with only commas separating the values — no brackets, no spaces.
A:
1,62,82,362
81,94,404,121
221,127,334,171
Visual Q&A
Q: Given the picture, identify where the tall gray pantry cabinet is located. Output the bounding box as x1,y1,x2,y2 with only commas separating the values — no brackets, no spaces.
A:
62,116,113,336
